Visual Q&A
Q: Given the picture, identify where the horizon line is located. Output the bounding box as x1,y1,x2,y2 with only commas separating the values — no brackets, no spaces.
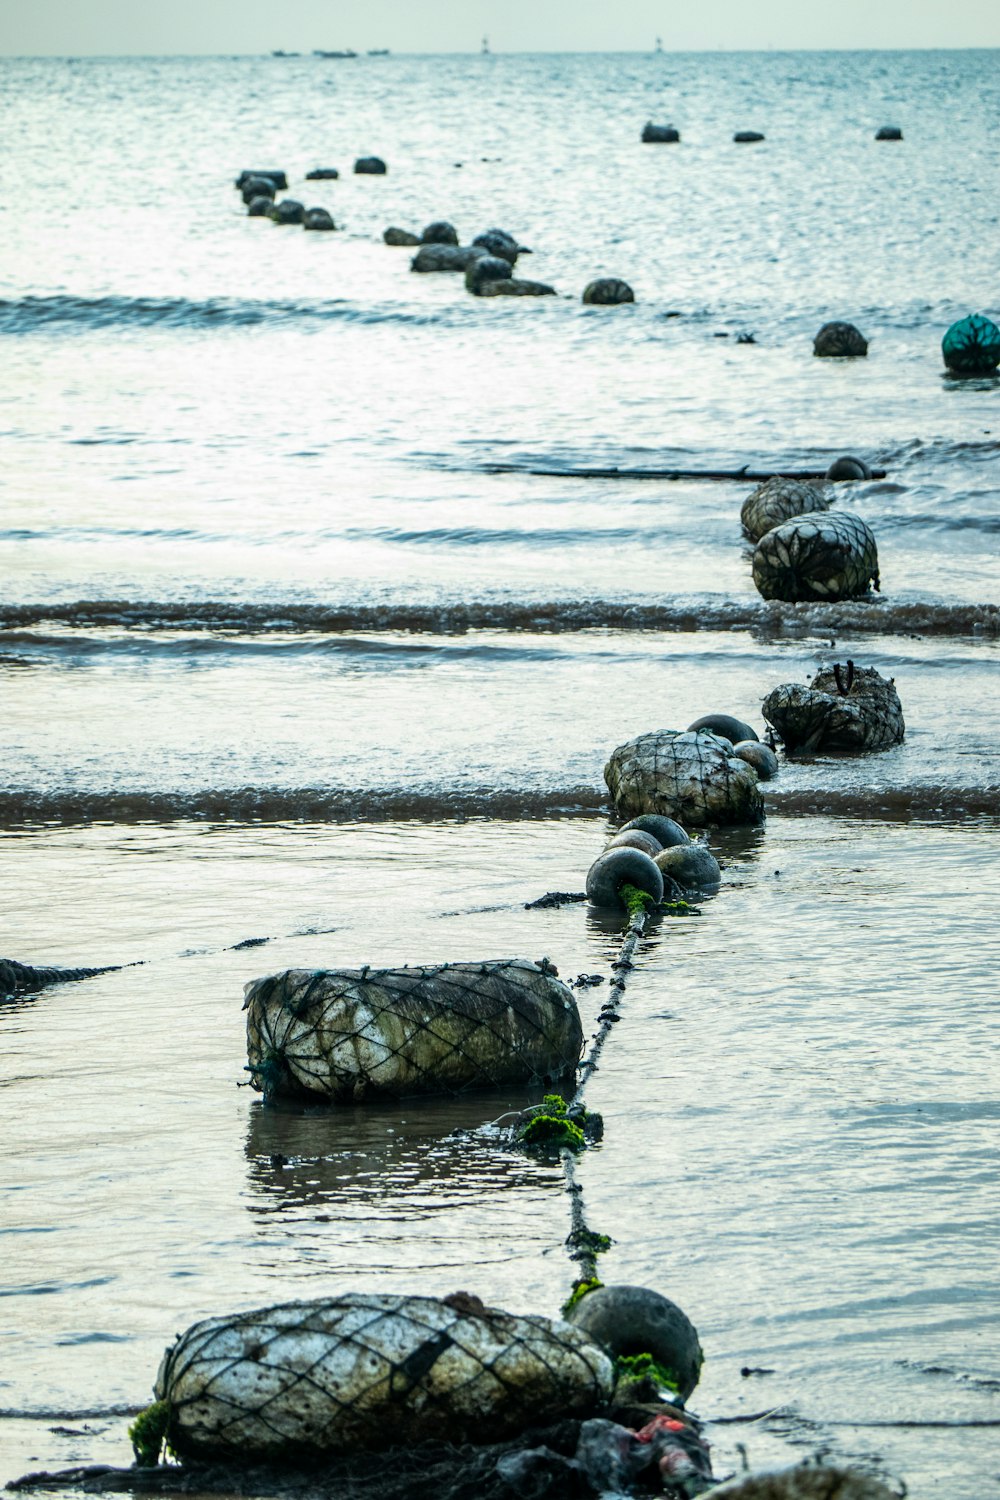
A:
2,44,999,59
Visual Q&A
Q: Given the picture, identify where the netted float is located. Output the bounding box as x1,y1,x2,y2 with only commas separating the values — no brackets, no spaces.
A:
150,1291,615,1462
244,959,583,1103
762,662,904,753
740,477,833,543
752,512,879,602
604,729,763,826
812,321,868,357
942,312,1000,374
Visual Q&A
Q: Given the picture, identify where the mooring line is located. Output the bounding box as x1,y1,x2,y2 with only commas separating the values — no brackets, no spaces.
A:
555,898,652,1293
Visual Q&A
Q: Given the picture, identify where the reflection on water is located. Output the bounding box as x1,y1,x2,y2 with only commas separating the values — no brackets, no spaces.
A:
1,815,998,1498
243,1091,560,1221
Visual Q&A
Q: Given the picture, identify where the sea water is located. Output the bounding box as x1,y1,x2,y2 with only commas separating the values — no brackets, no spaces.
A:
1,49,998,1498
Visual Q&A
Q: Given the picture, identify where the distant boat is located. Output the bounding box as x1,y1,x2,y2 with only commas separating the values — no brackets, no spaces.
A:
654,36,663,53
481,35,491,55
271,49,300,57
313,48,358,59
367,48,390,56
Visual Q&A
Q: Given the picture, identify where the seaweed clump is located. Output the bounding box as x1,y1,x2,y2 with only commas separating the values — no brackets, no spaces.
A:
560,1277,603,1319
613,1351,683,1399
128,1400,171,1468
516,1093,586,1151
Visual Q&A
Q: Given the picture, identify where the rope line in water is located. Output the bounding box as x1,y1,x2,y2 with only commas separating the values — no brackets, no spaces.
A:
554,900,651,1291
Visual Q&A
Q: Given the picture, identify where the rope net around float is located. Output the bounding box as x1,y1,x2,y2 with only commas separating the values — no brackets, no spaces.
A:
155,1293,613,1461
604,729,762,826
244,959,583,1104
752,511,879,603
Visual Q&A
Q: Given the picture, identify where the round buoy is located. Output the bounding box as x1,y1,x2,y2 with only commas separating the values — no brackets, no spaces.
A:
813,322,868,357
687,713,758,745
564,1284,703,1400
753,513,879,602
826,455,872,481
606,830,662,857
733,740,779,779
420,220,459,245
740,477,833,542
582,278,634,305
654,843,722,889
942,313,1000,375
585,848,663,909
619,813,690,848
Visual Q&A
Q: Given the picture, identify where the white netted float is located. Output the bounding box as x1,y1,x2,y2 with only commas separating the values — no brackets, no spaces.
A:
244,959,583,1103
152,1292,615,1461
604,729,763,827
752,512,879,602
740,477,833,543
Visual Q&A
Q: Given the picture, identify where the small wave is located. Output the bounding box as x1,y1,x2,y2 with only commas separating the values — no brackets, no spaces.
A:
0,1405,142,1420
1,783,996,830
1,598,997,638
766,786,1000,820
0,787,608,829
0,294,451,334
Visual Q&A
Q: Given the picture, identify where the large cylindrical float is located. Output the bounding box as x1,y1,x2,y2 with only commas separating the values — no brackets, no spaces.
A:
154,1292,615,1461
245,959,583,1103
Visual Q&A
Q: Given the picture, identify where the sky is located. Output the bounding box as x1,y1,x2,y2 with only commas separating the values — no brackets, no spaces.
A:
1,0,998,55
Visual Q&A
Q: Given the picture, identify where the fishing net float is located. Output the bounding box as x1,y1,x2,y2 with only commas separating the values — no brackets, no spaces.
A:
244,959,582,1105
752,512,879,603
740,478,834,543
942,313,1000,375
605,729,764,827
149,1293,614,1462
763,663,905,754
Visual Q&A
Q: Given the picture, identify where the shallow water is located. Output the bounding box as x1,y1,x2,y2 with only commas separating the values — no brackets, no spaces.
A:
3,817,999,1493
1,47,999,1500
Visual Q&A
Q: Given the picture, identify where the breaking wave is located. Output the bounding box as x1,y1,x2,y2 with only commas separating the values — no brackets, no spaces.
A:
2,597,997,638
1,783,995,830
0,294,457,334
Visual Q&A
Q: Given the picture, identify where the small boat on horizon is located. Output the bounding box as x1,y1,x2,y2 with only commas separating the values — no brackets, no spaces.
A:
481,35,491,55
271,49,301,57
367,48,390,56
313,48,358,59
